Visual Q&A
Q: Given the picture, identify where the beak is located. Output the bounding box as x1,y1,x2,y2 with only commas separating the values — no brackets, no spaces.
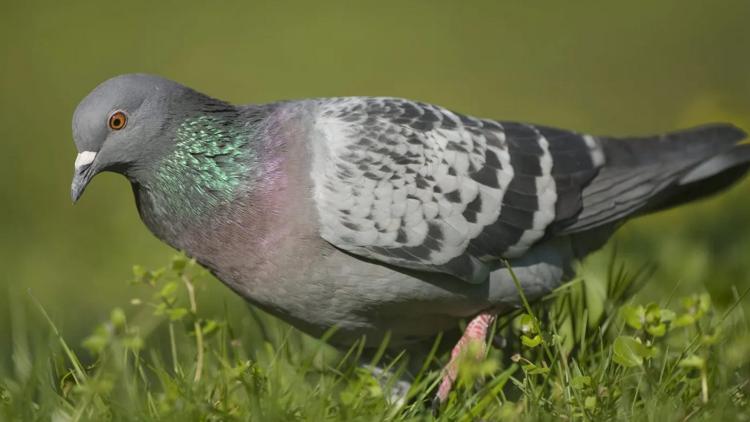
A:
71,151,97,203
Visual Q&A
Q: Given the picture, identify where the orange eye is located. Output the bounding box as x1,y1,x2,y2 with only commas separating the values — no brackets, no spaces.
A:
108,111,127,130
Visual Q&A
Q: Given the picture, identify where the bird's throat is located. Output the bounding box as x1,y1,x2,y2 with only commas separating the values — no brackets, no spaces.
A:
142,113,259,223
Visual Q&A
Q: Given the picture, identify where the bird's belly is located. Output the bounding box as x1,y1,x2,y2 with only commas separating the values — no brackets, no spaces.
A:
213,238,574,349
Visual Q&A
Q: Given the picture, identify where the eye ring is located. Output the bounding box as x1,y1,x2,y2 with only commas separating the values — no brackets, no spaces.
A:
108,111,128,130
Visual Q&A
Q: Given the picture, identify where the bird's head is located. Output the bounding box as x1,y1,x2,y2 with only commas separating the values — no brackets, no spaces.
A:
70,74,200,202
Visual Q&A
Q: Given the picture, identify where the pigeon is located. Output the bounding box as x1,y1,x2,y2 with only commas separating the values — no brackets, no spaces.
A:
71,74,750,404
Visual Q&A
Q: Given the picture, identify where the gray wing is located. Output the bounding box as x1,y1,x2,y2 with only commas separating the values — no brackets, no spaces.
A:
309,97,605,283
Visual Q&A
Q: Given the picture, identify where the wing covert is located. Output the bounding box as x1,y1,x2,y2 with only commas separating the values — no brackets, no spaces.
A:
309,98,603,282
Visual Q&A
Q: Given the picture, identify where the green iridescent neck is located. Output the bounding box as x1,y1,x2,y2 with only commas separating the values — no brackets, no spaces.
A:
148,114,258,218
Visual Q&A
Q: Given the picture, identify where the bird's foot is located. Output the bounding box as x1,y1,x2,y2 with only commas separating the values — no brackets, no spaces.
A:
433,311,496,407
366,364,412,407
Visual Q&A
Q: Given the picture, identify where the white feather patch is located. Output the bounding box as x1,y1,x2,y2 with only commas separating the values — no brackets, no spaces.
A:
583,135,606,166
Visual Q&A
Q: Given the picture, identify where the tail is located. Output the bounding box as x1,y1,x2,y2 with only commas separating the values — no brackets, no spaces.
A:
643,142,750,213
559,124,749,234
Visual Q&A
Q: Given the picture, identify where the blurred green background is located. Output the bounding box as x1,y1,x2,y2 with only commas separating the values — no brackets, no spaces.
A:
1,0,749,367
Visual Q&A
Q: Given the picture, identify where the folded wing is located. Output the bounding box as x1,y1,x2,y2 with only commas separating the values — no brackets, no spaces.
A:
309,98,605,282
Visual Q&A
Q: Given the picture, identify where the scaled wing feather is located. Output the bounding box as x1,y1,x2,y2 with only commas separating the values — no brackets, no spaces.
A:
310,98,604,282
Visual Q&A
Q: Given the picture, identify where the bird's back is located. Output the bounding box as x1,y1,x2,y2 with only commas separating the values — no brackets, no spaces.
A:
307,97,748,283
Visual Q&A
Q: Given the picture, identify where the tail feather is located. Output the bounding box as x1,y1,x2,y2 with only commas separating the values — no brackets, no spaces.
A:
642,143,750,213
680,142,750,184
558,124,748,234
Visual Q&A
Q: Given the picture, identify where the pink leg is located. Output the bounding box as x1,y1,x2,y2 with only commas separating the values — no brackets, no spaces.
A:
435,312,496,404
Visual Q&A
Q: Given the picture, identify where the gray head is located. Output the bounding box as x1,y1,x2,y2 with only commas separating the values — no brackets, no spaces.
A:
70,74,224,202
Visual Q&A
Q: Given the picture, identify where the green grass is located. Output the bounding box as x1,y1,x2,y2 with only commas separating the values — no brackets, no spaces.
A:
1,253,748,421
